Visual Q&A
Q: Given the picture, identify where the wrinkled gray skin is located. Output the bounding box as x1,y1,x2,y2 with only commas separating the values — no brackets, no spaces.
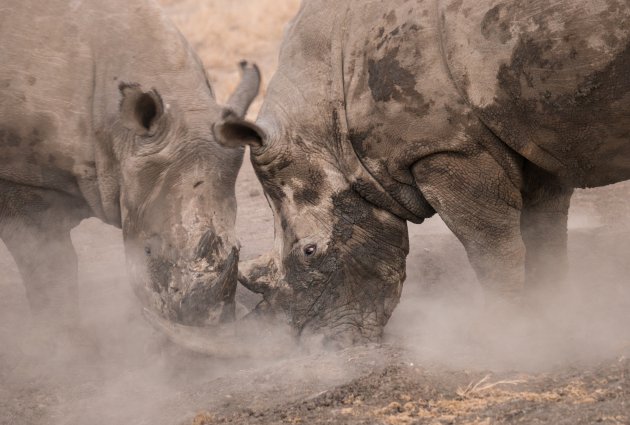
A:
0,0,259,329
215,0,630,346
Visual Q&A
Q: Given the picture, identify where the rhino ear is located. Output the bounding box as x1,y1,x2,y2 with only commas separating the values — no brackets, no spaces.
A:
119,83,164,135
213,110,266,149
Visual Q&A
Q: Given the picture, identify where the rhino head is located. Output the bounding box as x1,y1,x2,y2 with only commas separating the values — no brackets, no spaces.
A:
93,61,260,328
211,106,410,347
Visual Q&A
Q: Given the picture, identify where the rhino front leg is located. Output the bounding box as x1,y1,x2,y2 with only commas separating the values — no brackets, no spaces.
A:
0,184,86,328
3,222,79,327
520,164,574,299
413,147,525,306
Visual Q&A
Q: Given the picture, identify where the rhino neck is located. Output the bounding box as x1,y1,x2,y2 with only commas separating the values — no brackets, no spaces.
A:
327,5,433,224
332,106,433,224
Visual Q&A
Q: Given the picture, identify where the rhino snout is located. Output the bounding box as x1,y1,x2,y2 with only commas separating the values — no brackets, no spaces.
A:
127,230,239,327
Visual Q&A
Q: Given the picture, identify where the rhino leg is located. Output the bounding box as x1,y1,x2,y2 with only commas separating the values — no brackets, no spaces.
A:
413,145,526,306
520,164,574,299
0,182,87,327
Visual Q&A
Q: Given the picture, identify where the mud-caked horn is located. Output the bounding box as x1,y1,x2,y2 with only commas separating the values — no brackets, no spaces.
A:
177,246,239,325
238,253,279,296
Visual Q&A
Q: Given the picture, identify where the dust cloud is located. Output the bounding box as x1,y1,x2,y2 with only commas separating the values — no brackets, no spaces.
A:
0,213,363,425
387,183,630,372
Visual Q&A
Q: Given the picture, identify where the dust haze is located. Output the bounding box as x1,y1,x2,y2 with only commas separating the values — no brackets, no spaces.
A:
387,184,630,371
2,1,630,424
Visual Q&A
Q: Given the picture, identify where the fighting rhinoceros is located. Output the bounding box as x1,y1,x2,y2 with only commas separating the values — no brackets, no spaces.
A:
213,0,630,346
0,0,259,330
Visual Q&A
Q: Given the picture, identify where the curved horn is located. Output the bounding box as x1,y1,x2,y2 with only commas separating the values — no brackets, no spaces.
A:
226,61,261,118
238,253,279,295
178,247,239,326
143,304,295,358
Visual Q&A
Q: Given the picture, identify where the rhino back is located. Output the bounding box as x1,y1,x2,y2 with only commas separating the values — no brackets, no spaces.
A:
268,0,630,193
0,0,209,197
0,0,97,195
441,0,630,187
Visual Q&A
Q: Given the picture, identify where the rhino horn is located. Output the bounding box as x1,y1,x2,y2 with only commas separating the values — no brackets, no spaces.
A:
225,61,261,118
177,246,239,326
238,253,279,295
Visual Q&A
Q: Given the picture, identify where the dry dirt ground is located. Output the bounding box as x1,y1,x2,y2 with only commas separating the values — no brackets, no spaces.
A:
2,1,630,424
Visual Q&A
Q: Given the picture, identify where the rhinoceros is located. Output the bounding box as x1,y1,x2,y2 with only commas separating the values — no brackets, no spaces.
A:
211,0,630,346
0,0,259,330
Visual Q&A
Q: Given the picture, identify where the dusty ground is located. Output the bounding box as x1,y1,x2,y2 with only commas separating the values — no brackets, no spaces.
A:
1,1,630,424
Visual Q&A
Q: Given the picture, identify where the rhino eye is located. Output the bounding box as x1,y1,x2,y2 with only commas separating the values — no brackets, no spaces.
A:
303,244,317,257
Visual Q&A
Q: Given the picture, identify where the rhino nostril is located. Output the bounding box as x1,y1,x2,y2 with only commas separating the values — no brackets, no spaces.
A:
144,246,151,256
193,180,204,188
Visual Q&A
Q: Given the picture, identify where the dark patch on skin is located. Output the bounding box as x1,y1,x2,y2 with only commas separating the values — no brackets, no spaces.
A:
348,128,371,157
291,158,325,206
496,37,556,98
330,109,344,147
367,47,432,116
330,190,369,244
0,129,21,147
29,127,45,147
195,230,223,261
385,10,397,25
268,155,292,177
376,21,422,50
251,141,290,201
499,34,629,109
481,28,630,186
148,257,173,292
481,4,513,44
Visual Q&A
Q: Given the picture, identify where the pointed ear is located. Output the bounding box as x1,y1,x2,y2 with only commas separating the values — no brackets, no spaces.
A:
213,109,266,149
119,83,164,135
